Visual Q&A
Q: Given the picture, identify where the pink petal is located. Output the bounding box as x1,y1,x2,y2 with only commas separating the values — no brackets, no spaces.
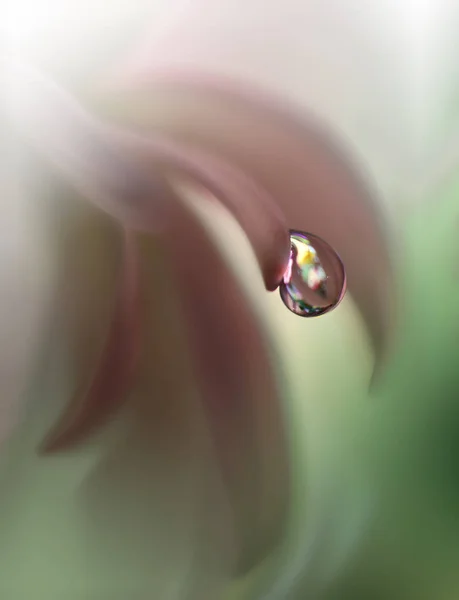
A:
102,74,394,368
160,194,289,573
40,229,142,453
3,63,292,464
2,59,290,292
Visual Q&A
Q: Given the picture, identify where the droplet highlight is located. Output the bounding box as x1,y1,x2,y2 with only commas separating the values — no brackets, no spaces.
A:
279,230,346,317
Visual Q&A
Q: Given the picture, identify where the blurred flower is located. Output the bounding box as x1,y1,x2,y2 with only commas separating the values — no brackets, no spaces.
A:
0,5,397,598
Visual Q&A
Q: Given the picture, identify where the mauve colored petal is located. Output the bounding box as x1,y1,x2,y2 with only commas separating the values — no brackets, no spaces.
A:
101,75,394,371
40,229,142,453
37,131,290,451
2,59,289,291
161,193,289,574
43,180,289,576
3,63,291,458
109,127,290,290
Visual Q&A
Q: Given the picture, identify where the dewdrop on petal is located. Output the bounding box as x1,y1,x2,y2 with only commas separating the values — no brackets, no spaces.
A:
279,230,346,317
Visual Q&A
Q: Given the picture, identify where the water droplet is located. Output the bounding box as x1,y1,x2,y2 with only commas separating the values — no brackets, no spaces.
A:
279,230,346,317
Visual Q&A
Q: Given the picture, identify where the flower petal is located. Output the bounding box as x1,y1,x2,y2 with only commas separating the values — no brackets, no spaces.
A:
159,193,290,574
101,75,394,370
2,59,290,292
3,62,292,459
40,229,142,453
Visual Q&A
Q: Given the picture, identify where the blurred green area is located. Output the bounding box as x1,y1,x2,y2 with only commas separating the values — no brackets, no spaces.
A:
239,176,459,600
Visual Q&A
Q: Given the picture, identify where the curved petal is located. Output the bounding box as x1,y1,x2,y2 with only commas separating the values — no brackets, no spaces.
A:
2,58,289,291
3,62,291,459
42,182,290,578
100,75,395,372
40,229,142,453
159,193,289,574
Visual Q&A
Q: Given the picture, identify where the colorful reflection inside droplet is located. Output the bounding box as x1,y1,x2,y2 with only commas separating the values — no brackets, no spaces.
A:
279,230,346,317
